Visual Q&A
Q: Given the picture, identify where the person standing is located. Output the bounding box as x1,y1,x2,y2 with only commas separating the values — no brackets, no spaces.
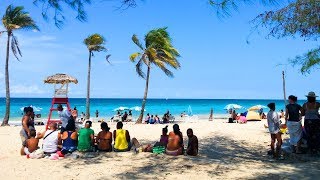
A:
57,104,72,132
209,108,213,121
301,91,320,153
95,110,99,118
20,107,35,155
285,95,303,153
267,103,282,158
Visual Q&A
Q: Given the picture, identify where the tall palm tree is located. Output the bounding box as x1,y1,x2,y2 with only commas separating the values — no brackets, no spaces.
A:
130,27,181,123
1,5,39,126
83,33,107,120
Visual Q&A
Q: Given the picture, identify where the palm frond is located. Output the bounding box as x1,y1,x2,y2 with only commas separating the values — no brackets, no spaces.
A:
130,52,141,62
106,54,111,64
2,5,39,32
136,58,146,79
84,33,107,52
11,35,22,61
153,59,174,77
132,34,144,50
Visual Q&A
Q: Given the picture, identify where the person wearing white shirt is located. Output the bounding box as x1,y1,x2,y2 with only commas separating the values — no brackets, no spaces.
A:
57,104,72,132
267,103,282,159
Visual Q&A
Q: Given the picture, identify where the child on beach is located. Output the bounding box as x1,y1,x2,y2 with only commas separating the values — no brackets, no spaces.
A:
22,129,39,155
267,103,282,159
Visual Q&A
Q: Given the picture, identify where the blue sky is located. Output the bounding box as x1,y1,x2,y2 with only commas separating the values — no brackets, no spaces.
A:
0,0,319,99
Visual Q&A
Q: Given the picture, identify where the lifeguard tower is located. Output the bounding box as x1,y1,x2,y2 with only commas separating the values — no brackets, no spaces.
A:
44,73,78,129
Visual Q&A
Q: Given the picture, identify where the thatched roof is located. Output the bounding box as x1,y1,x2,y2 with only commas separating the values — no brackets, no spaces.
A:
44,73,78,84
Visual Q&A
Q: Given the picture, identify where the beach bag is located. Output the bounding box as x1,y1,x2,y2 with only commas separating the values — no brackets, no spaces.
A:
152,146,165,154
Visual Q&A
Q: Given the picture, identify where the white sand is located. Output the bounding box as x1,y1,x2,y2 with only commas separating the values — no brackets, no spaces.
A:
0,118,319,179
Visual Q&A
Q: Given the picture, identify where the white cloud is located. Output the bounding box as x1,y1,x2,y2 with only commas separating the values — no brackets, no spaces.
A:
10,84,46,94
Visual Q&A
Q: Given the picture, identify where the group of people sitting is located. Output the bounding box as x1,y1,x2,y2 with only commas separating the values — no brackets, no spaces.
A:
111,110,132,122
266,92,320,159
20,104,198,157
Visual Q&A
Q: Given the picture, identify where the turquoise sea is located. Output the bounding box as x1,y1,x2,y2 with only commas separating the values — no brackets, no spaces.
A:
0,98,306,121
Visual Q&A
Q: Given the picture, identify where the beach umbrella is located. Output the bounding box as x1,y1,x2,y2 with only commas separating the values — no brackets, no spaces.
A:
130,106,146,111
248,105,267,111
113,106,129,111
224,104,242,110
44,73,78,84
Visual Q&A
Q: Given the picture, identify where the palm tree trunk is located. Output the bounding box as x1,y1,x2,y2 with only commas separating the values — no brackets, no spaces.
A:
2,32,11,126
136,62,151,124
85,51,92,120
282,71,288,107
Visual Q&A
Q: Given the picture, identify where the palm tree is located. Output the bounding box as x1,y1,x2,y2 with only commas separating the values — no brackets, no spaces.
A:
83,33,107,120
130,27,181,123
1,5,39,126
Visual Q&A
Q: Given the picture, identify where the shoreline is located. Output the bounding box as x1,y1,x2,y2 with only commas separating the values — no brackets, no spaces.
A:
1,113,230,125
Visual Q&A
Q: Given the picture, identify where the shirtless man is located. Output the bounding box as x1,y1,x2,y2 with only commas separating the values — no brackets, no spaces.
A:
186,128,198,156
166,124,183,156
96,122,112,152
20,107,34,155
22,129,39,155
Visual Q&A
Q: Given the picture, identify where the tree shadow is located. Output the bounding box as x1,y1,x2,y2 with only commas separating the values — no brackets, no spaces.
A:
62,135,320,179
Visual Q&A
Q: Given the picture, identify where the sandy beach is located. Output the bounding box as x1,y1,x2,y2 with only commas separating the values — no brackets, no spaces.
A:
1,118,320,180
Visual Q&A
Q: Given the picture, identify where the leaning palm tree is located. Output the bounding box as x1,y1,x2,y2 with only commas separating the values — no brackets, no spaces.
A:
1,5,39,126
130,27,181,123
83,33,108,120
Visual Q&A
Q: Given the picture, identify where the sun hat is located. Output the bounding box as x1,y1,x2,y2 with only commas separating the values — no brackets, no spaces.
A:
306,91,318,97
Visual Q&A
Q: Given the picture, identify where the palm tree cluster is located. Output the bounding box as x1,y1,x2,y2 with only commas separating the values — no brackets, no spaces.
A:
0,5,180,125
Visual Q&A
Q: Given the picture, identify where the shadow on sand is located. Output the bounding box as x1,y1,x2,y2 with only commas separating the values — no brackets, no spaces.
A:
63,135,320,179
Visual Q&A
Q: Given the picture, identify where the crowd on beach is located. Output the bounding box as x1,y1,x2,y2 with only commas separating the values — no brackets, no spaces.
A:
19,105,198,159
18,91,320,160
265,91,320,159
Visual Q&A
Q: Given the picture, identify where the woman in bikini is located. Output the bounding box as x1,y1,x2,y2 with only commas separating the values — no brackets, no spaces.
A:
166,124,184,156
96,122,113,152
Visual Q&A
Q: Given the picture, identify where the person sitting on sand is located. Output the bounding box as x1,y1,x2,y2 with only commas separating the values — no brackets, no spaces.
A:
114,122,131,152
122,111,128,122
61,120,78,155
37,122,61,155
186,128,198,156
144,113,150,124
166,124,184,156
159,126,169,147
22,129,39,155
149,115,155,124
267,103,282,159
20,107,35,155
96,122,112,152
78,121,94,152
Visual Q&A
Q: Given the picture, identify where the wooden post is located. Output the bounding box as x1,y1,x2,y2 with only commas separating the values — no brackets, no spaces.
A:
282,71,288,107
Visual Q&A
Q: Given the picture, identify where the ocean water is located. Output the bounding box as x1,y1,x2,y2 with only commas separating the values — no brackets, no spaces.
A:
0,98,306,121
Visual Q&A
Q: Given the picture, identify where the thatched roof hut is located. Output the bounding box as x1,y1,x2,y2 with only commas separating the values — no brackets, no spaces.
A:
44,73,78,84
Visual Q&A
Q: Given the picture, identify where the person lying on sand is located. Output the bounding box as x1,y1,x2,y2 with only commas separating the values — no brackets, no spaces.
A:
37,123,61,155
186,128,198,156
96,122,112,152
21,129,39,155
77,121,94,152
166,124,184,156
